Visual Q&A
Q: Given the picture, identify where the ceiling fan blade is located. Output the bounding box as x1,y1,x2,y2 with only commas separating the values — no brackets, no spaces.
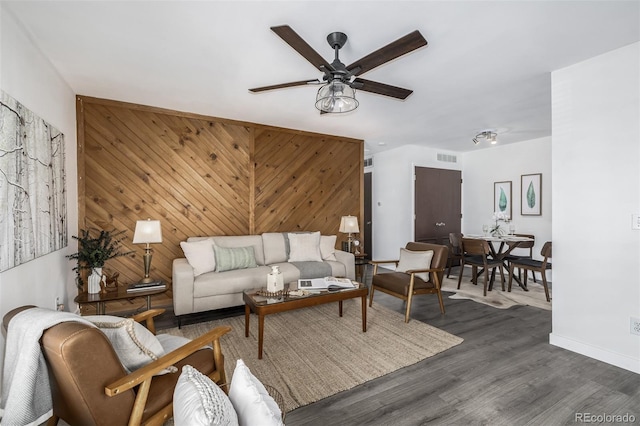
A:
347,30,427,76
353,78,413,100
271,25,333,72
249,79,321,93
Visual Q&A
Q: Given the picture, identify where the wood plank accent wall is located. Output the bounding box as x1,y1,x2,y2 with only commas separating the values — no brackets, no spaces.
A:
76,96,363,294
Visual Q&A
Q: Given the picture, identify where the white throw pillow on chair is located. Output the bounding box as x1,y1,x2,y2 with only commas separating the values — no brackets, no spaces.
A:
228,359,283,426
396,248,434,282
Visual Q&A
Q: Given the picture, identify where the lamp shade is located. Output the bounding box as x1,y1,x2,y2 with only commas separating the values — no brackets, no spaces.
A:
132,219,163,244
339,216,359,233
315,80,359,113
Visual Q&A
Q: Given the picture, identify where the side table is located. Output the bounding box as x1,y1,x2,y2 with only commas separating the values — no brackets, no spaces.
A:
354,253,369,283
74,285,167,315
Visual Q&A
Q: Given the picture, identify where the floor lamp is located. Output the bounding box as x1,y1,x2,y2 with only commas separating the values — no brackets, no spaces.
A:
132,219,163,284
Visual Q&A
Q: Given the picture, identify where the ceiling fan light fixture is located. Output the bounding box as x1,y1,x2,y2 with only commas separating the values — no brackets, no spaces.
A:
315,80,359,113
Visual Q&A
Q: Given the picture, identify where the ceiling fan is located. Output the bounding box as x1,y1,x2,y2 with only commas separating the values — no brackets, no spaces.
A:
249,25,428,113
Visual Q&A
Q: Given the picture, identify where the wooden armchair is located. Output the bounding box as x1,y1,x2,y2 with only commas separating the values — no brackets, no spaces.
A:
2,306,230,426
369,242,449,322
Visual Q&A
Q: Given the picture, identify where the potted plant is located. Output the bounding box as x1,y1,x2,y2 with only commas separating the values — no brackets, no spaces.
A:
67,228,133,293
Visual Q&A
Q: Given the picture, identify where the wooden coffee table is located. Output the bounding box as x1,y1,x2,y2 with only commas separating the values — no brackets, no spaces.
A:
243,282,368,359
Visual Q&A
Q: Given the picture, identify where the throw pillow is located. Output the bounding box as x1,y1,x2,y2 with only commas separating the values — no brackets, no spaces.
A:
229,359,283,426
396,248,434,282
173,364,239,426
85,315,166,372
287,231,322,262
319,235,338,261
214,246,258,272
180,239,216,276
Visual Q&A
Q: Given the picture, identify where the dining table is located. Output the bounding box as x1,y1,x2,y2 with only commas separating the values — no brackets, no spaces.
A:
464,234,534,291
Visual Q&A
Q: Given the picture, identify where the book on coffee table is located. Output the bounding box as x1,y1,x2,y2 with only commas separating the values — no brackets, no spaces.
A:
127,281,166,293
297,277,355,290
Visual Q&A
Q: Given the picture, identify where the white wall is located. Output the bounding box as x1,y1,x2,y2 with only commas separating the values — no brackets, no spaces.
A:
0,6,78,377
550,43,640,373
462,137,552,259
371,145,462,260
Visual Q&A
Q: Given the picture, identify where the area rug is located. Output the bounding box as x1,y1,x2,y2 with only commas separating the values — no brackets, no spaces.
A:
160,300,463,412
441,268,551,310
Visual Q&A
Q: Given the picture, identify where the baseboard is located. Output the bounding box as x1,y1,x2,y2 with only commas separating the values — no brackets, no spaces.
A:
549,332,640,374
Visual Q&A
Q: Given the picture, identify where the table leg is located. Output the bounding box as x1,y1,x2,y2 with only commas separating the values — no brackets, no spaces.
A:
339,300,343,317
99,302,105,315
244,304,250,337
361,295,367,332
258,314,265,360
146,295,152,310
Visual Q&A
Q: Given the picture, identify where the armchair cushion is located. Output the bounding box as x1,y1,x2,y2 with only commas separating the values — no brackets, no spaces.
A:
173,365,238,426
180,238,216,276
85,315,165,372
396,248,434,282
229,359,283,426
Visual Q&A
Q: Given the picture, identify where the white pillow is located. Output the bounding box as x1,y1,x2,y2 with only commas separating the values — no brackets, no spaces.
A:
320,235,337,261
180,239,216,276
173,365,239,426
228,359,283,426
396,248,434,282
287,231,322,262
86,315,166,372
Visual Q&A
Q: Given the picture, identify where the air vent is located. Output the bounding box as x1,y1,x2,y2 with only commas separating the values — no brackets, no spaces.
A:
364,158,373,167
437,153,457,163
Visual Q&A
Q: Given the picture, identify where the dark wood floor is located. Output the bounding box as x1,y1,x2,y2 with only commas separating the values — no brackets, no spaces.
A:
156,268,640,425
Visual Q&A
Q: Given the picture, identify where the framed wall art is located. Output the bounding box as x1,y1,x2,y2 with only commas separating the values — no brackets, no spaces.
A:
0,90,67,271
521,173,542,216
493,181,512,218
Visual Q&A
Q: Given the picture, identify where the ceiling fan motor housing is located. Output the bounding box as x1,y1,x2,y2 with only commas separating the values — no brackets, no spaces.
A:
327,32,348,49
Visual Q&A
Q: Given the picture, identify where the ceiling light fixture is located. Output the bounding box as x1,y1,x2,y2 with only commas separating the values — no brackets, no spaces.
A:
473,130,498,145
315,79,359,113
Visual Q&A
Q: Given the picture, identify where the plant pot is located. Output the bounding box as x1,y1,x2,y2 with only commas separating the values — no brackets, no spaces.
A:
88,267,103,294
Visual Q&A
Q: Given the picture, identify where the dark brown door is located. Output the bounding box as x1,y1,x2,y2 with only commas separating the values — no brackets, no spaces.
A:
414,167,461,245
364,172,372,260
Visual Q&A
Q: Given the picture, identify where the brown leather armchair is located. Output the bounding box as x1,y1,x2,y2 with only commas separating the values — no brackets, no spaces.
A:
2,306,230,426
369,242,449,322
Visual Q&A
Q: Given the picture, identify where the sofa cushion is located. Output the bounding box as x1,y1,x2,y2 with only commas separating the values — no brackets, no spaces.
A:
320,235,337,261
287,231,322,262
214,246,258,272
212,235,265,266
194,266,272,298
262,233,288,265
180,238,216,276
324,260,347,279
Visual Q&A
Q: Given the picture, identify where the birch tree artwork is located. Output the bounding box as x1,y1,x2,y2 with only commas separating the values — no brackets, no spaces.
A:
0,90,67,271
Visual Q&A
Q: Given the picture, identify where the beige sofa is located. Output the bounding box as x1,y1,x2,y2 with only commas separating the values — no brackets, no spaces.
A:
172,232,355,317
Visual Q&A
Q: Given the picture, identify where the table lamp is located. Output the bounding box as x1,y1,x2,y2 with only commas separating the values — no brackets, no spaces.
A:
339,215,360,253
132,219,163,283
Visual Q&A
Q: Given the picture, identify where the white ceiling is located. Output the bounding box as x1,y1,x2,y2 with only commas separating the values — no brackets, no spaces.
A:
4,1,639,154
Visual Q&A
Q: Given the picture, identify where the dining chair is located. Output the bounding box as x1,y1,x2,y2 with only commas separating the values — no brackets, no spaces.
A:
508,241,552,302
446,232,463,278
505,233,536,284
457,238,505,296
